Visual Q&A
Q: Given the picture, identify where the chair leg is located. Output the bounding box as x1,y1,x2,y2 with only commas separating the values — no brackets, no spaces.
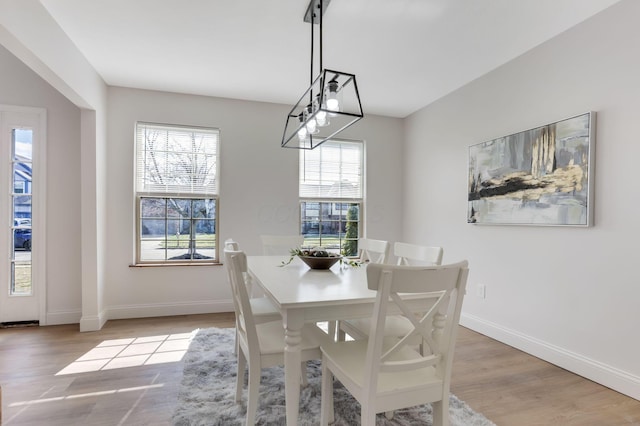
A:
300,361,308,386
336,321,346,342
246,360,261,426
327,320,337,341
320,363,334,425
234,329,239,355
432,398,449,426
361,406,376,426
235,350,246,402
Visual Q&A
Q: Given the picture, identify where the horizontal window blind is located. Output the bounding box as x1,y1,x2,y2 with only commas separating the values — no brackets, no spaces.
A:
299,140,363,199
136,122,219,195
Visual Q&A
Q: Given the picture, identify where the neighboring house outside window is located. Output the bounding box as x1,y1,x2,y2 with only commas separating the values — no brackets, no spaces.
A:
135,122,219,264
299,139,363,256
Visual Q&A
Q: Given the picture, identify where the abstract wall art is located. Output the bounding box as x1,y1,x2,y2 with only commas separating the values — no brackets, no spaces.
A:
468,112,595,226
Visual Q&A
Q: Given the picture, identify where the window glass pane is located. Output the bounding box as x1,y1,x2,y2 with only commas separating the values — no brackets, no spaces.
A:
13,129,33,161
141,198,166,217
194,219,216,235
192,199,215,219
139,239,166,262
346,203,359,218
195,228,215,248
13,163,32,194
320,203,332,220
167,199,191,218
194,247,216,260
13,195,32,219
301,221,320,236
343,203,360,255
301,202,319,221
141,219,166,238
302,233,321,248
13,228,32,251
167,219,186,235
11,262,32,295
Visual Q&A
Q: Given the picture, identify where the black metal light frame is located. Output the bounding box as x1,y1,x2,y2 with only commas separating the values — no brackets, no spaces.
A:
281,0,363,150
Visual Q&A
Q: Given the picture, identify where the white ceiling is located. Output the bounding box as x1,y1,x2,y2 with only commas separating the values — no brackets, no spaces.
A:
40,0,620,118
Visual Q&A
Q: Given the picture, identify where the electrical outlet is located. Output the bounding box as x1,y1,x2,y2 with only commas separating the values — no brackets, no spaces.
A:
476,284,486,299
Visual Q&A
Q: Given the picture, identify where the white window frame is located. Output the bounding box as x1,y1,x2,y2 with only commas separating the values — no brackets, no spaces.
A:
299,139,364,256
0,105,47,324
134,122,220,265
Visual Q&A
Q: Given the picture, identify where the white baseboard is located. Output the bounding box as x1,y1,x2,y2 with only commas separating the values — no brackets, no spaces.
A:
44,301,233,330
46,309,82,326
105,300,234,321
460,313,640,401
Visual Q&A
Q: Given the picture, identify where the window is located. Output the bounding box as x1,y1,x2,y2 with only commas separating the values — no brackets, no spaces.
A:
1,106,45,324
299,140,363,256
135,122,219,264
11,129,33,293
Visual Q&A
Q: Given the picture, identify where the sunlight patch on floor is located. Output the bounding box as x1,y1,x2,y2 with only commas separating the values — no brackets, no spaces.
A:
8,383,165,408
55,331,194,375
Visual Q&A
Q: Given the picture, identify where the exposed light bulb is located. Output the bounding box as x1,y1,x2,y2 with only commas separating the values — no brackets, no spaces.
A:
306,118,317,133
316,110,328,127
314,95,329,127
326,80,340,112
297,127,308,141
304,105,318,134
298,114,308,141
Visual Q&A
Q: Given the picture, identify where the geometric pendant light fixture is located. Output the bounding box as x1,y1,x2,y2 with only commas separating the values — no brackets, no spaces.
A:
281,0,364,149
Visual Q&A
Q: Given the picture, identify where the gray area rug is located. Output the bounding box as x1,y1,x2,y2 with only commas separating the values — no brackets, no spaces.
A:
173,327,495,426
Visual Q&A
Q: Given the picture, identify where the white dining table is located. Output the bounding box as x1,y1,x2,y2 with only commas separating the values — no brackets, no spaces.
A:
246,255,379,426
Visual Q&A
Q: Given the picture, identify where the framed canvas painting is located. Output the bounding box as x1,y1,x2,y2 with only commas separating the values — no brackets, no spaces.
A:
468,112,595,226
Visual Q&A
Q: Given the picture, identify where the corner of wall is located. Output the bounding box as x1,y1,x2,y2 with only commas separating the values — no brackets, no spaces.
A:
79,310,107,332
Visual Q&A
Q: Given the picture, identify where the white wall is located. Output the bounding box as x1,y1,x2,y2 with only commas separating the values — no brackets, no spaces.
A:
1,0,110,331
0,45,82,323
403,0,640,399
106,87,404,319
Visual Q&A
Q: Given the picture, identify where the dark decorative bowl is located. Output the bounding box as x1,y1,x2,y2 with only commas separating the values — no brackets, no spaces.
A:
298,255,341,270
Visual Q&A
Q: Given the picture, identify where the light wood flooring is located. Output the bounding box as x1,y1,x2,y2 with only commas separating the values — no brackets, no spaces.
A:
0,313,638,425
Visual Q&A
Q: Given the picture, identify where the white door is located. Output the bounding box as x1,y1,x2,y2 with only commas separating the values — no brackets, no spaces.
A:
0,107,46,324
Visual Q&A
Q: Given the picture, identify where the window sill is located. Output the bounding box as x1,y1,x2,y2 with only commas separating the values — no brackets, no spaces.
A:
129,262,222,268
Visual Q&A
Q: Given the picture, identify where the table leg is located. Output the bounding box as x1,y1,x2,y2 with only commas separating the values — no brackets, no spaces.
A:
283,310,304,425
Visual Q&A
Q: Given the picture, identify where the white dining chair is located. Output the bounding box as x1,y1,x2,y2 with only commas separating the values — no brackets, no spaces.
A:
225,248,328,426
356,237,390,264
394,242,443,266
224,239,280,354
260,234,304,255
320,261,469,426
339,242,444,341
225,239,279,314
333,237,390,341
